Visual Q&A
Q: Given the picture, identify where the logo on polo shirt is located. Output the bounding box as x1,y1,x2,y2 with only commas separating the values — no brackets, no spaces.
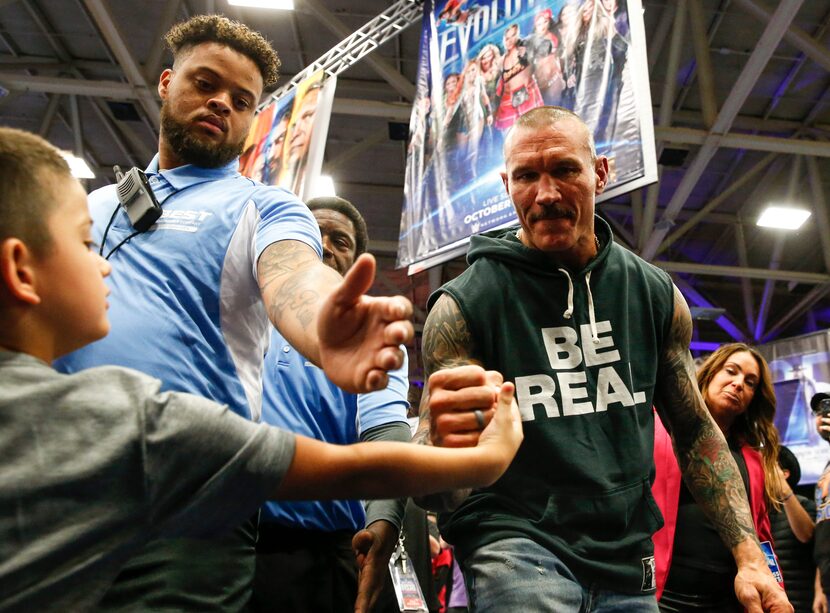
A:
155,209,213,232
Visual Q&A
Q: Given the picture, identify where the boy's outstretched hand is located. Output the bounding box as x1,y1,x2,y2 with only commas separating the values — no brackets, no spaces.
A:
317,254,414,394
475,382,523,485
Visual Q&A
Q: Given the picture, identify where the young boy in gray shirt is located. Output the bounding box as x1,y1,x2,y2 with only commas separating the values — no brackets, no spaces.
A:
0,127,523,611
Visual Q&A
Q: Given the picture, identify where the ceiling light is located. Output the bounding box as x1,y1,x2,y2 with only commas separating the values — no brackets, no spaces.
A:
60,151,95,179
756,205,811,230
227,0,294,9
310,175,336,198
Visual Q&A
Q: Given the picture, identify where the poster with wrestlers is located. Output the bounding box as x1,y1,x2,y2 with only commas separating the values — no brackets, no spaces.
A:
239,70,336,201
398,0,657,271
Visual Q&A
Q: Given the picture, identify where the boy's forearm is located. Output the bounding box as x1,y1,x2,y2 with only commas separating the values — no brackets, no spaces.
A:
411,426,473,511
274,434,498,502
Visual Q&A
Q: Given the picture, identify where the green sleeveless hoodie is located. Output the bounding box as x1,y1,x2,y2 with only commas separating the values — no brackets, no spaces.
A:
430,217,674,593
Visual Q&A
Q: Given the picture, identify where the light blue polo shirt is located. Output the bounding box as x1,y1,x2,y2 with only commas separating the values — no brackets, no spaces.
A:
260,330,409,532
56,155,322,421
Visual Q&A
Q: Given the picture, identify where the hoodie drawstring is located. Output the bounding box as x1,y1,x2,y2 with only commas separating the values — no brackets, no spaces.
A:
558,268,600,344
585,271,599,344
558,268,574,320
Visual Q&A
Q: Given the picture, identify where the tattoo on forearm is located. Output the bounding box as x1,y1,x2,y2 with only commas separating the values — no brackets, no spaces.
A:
258,241,322,331
656,286,758,550
257,241,312,287
421,294,476,377
412,423,430,446
266,274,318,331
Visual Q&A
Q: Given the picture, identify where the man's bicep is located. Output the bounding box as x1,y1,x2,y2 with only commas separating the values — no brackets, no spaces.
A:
256,239,320,294
653,284,707,438
421,292,480,377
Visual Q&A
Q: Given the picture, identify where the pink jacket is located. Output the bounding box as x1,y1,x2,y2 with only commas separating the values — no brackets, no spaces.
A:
652,411,773,600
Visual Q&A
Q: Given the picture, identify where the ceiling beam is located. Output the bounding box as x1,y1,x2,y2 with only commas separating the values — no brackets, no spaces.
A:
38,93,60,137
734,220,756,333
666,108,830,134
672,0,731,117
333,97,411,121
762,283,830,342
143,0,180,82
0,54,406,96
301,0,416,101
287,9,309,70
629,188,643,235
641,0,805,260
655,126,830,157
22,0,71,62
1,0,156,163
754,236,785,339
647,3,675,73
807,156,830,273
655,152,776,255
0,72,135,97
68,93,82,156
0,74,411,113
81,0,160,127
673,275,748,342
687,0,718,128
88,96,148,165
639,0,686,251
655,261,830,284
325,128,388,172
731,0,830,72
601,211,636,250
17,74,828,153
0,55,125,74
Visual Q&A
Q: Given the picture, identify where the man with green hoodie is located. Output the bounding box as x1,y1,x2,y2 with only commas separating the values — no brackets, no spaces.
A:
415,106,791,613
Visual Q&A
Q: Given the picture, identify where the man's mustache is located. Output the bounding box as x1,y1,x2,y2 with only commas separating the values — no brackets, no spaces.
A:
529,206,575,223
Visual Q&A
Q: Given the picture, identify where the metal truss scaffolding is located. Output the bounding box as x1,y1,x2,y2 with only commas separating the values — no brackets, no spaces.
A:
263,0,424,107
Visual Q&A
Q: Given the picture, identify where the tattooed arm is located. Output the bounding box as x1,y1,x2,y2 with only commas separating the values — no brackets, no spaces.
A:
654,284,791,613
414,292,503,511
257,240,339,365
257,241,413,394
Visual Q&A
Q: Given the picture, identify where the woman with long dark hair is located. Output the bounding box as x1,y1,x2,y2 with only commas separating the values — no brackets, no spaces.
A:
653,343,785,612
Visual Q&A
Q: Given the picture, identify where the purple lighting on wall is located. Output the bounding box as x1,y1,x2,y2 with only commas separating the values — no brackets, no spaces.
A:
690,341,722,352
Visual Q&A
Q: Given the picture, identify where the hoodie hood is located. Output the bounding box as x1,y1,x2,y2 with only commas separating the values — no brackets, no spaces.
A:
465,216,614,344
467,215,614,277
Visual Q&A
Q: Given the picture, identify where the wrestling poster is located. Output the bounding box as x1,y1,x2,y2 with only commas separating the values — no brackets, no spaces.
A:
398,0,657,271
239,70,336,201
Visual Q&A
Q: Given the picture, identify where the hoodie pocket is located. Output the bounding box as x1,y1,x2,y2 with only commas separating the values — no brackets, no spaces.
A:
539,478,664,555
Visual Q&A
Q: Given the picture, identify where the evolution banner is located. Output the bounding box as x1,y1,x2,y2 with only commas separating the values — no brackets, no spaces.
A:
239,70,336,201
398,0,656,270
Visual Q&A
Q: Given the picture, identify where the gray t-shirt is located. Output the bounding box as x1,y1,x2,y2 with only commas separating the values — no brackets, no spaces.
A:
0,351,295,612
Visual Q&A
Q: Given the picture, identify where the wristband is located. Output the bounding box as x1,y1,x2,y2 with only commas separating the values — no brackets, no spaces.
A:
780,491,793,503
